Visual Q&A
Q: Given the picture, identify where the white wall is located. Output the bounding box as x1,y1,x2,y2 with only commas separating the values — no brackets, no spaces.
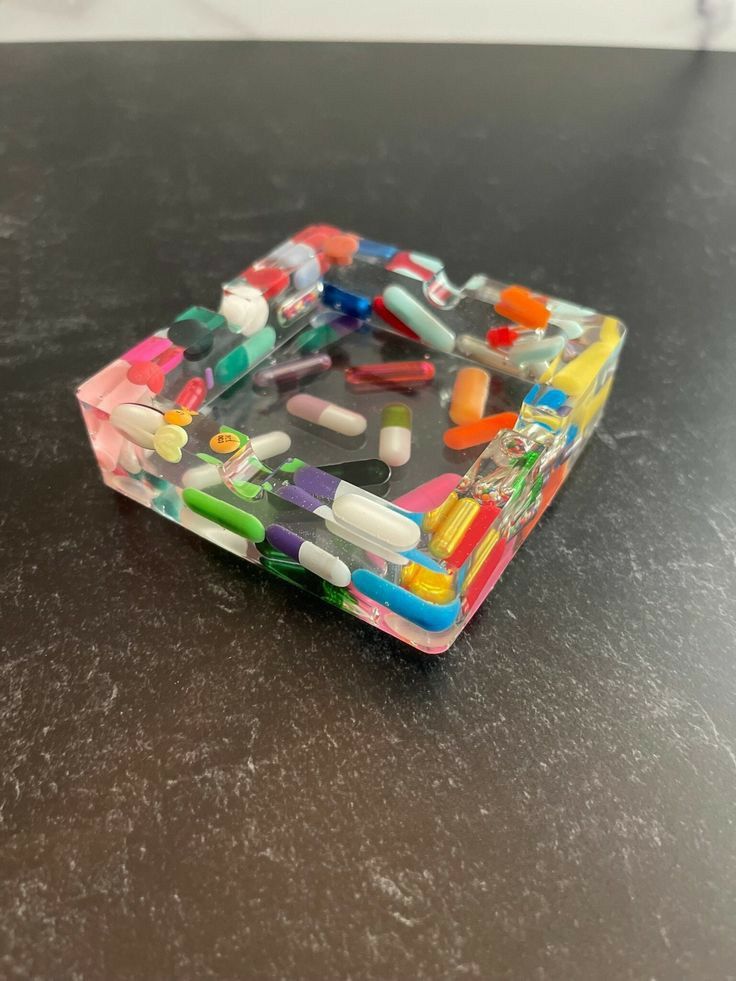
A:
1,0,735,50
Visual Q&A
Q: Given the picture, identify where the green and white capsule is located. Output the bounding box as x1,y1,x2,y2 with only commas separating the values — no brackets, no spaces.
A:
379,403,412,467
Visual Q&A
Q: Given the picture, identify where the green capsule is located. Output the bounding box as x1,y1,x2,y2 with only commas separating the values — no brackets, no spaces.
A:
214,327,276,386
182,488,265,542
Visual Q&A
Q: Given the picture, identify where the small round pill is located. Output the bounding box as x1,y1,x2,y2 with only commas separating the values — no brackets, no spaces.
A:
209,432,241,454
323,233,359,266
127,361,164,394
164,408,194,426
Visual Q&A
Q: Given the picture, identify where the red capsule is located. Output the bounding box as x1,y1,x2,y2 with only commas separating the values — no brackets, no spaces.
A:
345,360,435,391
486,325,520,349
372,296,420,340
176,377,207,411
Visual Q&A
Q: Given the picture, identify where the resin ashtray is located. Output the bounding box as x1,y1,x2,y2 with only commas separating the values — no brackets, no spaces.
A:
77,225,625,653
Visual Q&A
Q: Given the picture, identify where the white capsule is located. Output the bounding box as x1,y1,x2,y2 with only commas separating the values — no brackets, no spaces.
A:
118,439,142,475
286,394,366,437
331,494,420,551
379,404,412,467
250,430,291,460
219,284,269,336
325,519,409,566
182,463,222,490
179,505,252,558
109,403,164,449
298,540,351,587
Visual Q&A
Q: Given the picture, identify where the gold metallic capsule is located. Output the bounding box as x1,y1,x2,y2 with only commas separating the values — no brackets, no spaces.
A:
422,491,459,533
430,498,480,559
465,528,501,589
401,563,456,604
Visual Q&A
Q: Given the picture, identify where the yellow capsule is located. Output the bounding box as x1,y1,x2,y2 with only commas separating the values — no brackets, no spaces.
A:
209,432,241,454
430,498,480,559
164,408,194,427
153,423,188,463
422,491,459,533
465,528,500,589
599,316,622,350
400,563,456,604
553,341,614,399
538,352,562,384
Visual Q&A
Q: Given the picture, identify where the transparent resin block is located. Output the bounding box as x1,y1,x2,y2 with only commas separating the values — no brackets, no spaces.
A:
77,225,626,653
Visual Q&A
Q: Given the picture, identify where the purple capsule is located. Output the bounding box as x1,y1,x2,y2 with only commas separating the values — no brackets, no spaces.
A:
253,353,331,388
277,484,332,518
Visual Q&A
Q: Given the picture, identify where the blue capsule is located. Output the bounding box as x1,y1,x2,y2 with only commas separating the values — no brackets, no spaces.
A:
322,283,372,320
352,569,461,632
356,238,399,262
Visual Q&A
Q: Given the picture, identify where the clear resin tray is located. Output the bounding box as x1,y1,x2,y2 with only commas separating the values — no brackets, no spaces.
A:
77,225,626,653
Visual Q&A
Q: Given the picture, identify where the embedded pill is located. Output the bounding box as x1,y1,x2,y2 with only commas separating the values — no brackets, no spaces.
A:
126,361,164,394
320,459,391,493
175,377,207,411
250,430,291,460
508,334,565,366
219,286,269,337
357,238,398,262
443,412,519,450
372,296,420,340
345,360,435,391
400,563,456,604
332,494,420,551
253,353,331,388
181,488,265,542
430,498,480,559
182,463,222,490
294,465,390,505
495,285,550,329
553,341,615,398
449,367,490,425
456,334,537,380
153,423,188,464
242,265,289,299
167,316,217,361
351,569,461,632
382,285,455,353
325,519,408,566
323,233,359,266
214,327,276,386
109,403,164,449
379,403,412,468
486,325,520,349
209,432,241,454
163,408,194,426
266,524,350,587
322,283,372,320
286,394,366,437
276,485,332,519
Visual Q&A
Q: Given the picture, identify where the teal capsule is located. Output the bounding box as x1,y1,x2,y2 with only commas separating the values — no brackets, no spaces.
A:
382,285,455,353
214,327,276,386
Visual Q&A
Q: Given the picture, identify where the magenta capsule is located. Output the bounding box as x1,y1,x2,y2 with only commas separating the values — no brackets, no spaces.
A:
176,377,207,411
253,353,332,388
344,360,435,391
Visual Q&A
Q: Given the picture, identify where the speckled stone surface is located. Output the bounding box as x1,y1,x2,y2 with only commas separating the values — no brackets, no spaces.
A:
1,41,735,980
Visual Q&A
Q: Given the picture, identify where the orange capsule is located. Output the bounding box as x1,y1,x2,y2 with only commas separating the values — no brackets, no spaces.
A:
323,233,359,266
443,412,519,451
449,367,490,425
495,285,550,329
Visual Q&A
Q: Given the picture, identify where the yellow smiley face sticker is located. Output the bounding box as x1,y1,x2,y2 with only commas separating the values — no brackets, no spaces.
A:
153,424,189,463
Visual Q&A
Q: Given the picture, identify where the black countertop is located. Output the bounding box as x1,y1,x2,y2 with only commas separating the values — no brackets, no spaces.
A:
1,41,735,980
